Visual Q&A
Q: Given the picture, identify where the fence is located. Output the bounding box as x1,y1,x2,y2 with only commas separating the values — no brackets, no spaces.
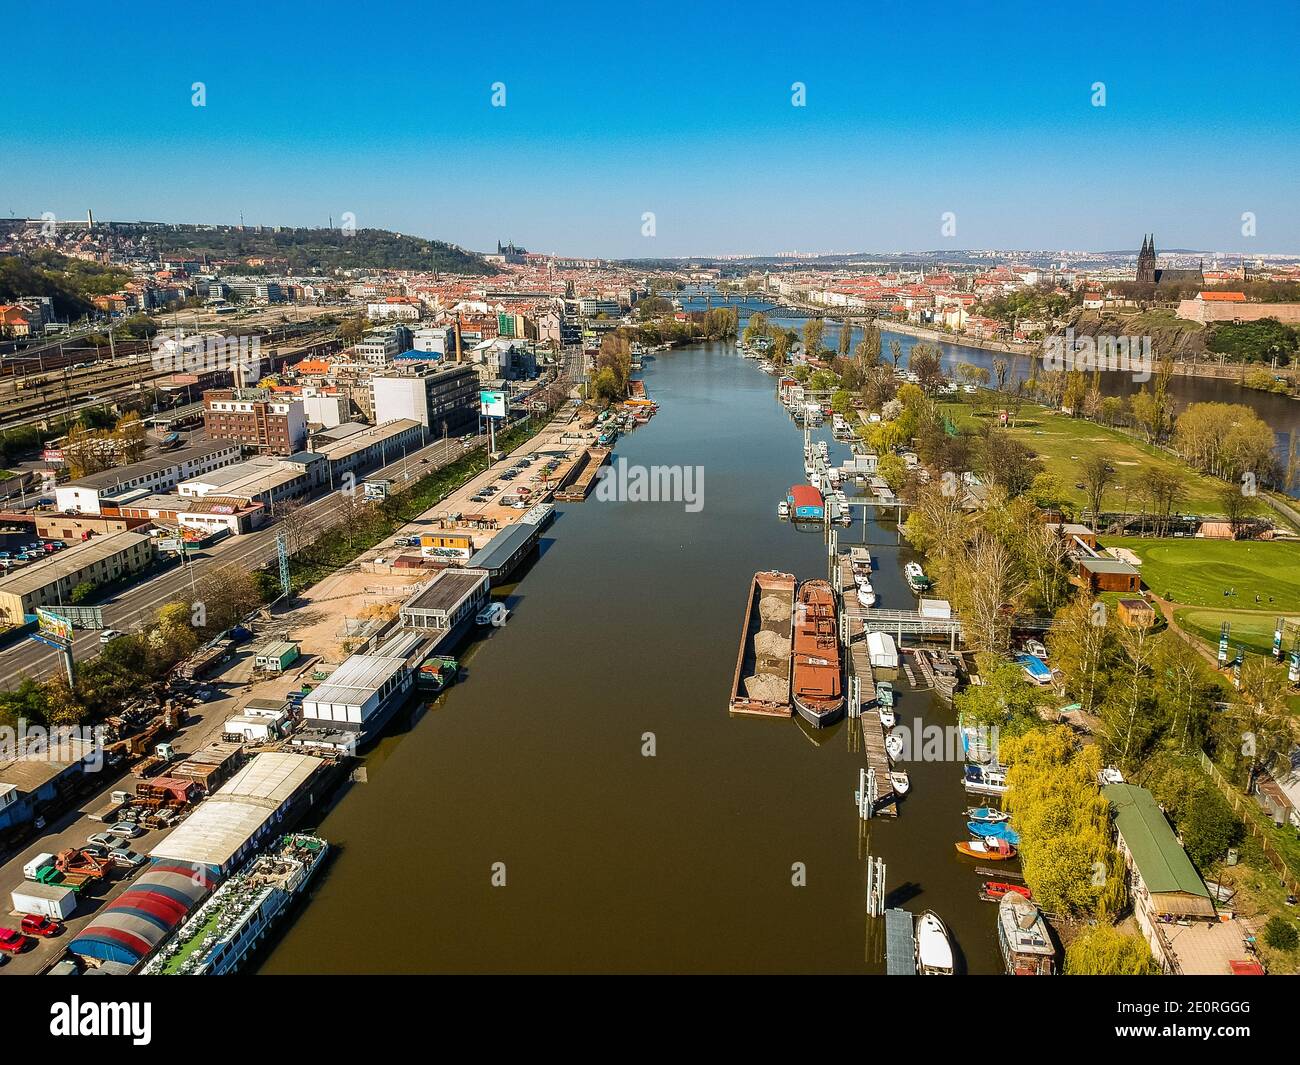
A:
1196,749,1300,898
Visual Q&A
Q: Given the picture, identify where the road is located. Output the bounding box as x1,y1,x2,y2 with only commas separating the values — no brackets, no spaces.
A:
0,429,487,689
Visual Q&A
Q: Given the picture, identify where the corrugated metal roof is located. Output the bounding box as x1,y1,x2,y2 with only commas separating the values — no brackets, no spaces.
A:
0,531,153,598
69,863,216,967
147,753,321,869
1105,783,1215,911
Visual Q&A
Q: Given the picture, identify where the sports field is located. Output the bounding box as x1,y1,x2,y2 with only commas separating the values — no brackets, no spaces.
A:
1101,536,1300,611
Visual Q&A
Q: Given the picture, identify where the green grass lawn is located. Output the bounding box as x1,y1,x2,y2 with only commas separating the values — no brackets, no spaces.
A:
1174,607,1287,658
942,398,1263,516
1102,536,1300,611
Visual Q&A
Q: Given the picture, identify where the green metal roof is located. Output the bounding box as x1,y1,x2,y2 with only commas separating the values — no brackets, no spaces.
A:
1104,783,1211,900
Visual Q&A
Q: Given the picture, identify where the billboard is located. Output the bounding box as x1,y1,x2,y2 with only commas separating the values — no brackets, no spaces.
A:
479,390,507,418
37,608,73,644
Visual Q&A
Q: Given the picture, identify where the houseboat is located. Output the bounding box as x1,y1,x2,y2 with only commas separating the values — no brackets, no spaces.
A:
786,484,825,521
997,893,1056,975
916,911,954,975
791,579,845,728
729,571,796,718
904,561,931,595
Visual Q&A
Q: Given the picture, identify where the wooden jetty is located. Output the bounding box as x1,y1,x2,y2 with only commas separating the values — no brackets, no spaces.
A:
729,571,796,719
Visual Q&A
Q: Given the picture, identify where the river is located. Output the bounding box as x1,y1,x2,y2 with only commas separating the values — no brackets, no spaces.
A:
680,288,1298,486
259,340,1006,974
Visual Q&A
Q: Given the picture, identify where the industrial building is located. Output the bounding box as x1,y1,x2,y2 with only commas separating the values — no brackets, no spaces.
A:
147,751,328,876
0,736,103,834
0,530,155,626
54,441,241,514
177,454,325,511
465,503,554,582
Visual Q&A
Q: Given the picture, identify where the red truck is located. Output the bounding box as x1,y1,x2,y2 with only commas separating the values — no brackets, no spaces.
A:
20,914,62,937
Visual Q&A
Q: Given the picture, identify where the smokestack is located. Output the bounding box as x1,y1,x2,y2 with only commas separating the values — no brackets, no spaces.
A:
454,315,463,363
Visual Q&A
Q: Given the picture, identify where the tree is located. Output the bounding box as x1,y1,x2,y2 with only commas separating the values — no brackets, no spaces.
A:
1142,468,1183,538
1218,482,1250,536
339,315,367,344
1048,593,1117,716
1264,916,1299,953
978,430,1041,498
992,357,1009,392
114,411,148,463
1080,454,1115,531
855,319,882,367
743,312,770,347
955,535,1024,654
837,322,852,358
802,318,825,358
888,338,903,369
193,563,264,633
909,343,944,393
1099,617,1159,770
70,580,96,604
1065,925,1160,975
954,652,1042,735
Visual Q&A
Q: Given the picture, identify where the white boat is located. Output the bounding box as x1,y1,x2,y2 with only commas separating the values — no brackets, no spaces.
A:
878,705,895,728
890,770,910,795
904,561,929,593
885,730,904,761
856,584,877,608
777,501,789,519
475,602,510,627
916,911,954,975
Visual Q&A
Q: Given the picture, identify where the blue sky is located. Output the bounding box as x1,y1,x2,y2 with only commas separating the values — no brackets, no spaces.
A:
5,0,1298,257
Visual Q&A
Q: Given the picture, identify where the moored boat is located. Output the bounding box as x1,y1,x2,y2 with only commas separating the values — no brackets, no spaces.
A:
980,881,1032,903
955,837,1017,860
967,806,1010,823
856,583,877,608
998,892,1056,975
904,561,931,594
890,770,911,795
416,655,459,692
730,571,796,718
885,730,904,761
968,821,1020,846
777,500,789,519
876,681,894,708
878,704,895,728
791,579,844,727
963,764,1008,796
916,911,954,975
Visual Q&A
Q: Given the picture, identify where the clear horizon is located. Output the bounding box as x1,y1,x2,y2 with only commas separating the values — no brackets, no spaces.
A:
6,0,1299,257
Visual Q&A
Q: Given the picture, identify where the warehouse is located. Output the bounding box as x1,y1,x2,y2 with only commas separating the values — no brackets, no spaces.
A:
0,530,155,626
147,751,326,876
466,521,542,583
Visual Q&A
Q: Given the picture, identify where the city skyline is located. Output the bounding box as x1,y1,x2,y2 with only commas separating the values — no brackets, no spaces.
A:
7,0,1299,257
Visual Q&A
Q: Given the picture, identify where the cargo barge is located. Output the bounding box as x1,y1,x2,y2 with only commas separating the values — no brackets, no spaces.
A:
144,834,330,975
729,571,795,718
791,579,845,728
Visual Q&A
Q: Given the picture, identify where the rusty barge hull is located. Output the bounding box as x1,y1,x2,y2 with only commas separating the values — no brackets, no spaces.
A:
729,571,796,718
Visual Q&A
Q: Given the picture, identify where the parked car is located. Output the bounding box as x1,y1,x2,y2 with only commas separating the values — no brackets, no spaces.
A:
0,929,31,954
99,629,125,645
109,822,143,839
109,847,146,869
20,914,62,938
87,833,125,850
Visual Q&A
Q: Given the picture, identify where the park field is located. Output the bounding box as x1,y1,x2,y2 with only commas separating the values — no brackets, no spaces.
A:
943,397,1265,517
1100,536,1300,611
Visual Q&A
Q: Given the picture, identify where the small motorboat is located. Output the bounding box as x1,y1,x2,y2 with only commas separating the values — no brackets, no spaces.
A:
876,682,894,708
890,770,911,795
916,911,954,975
878,705,895,728
777,501,789,519
885,730,905,761
967,806,1010,823
955,838,1017,860
979,881,1031,903
857,584,876,608
968,821,1020,846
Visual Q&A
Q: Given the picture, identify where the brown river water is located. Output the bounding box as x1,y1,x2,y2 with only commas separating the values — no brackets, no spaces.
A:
258,340,1009,974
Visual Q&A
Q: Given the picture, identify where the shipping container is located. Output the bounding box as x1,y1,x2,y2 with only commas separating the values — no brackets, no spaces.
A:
12,882,77,920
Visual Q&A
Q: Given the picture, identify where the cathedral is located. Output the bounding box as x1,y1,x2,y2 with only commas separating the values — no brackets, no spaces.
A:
1135,234,1204,286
